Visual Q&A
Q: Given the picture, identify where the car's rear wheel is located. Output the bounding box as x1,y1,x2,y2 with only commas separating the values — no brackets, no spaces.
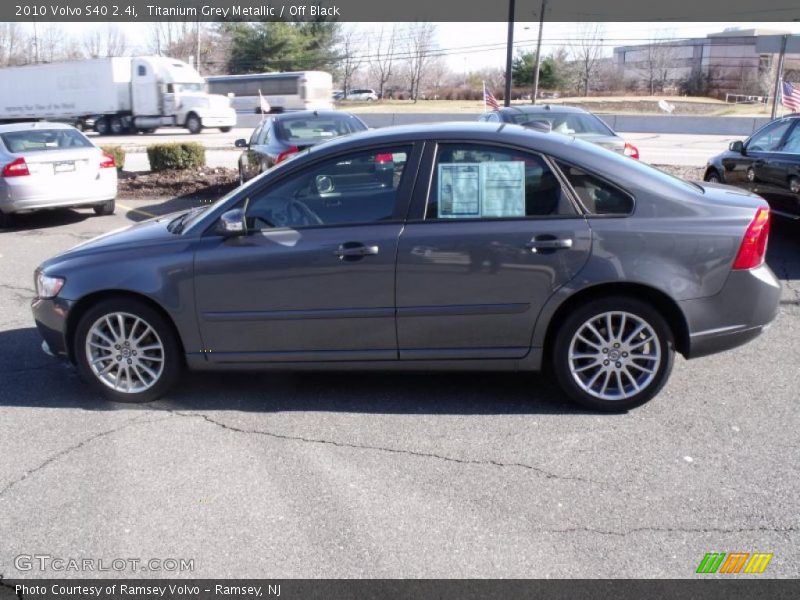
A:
93,199,115,216
94,117,110,135
553,296,675,412
74,298,182,403
0,210,11,229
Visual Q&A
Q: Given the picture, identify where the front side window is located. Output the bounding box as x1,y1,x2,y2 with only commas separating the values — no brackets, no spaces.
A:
425,144,575,220
748,120,793,152
244,146,411,230
555,161,634,215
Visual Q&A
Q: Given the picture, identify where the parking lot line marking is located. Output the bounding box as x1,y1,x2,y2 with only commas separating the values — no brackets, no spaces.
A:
118,203,157,219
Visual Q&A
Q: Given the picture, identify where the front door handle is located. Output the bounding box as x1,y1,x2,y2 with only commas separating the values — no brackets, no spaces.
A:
334,242,380,260
525,238,573,253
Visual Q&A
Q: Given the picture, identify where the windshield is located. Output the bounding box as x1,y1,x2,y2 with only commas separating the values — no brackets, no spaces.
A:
0,128,93,153
510,112,615,136
173,82,206,93
275,115,367,145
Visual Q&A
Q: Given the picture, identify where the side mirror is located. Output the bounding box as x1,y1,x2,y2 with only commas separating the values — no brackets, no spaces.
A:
234,138,248,148
218,208,246,236
729,140,745,154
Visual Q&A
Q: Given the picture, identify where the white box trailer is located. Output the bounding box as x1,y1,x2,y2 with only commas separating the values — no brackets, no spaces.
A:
0,57,236,135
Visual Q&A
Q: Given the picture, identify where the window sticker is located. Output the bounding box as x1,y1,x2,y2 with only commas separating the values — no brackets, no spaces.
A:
438,164,480,218
437,161,525,218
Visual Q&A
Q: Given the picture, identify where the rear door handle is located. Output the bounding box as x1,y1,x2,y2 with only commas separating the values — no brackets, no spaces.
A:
334,243,380,259
525,238,573,253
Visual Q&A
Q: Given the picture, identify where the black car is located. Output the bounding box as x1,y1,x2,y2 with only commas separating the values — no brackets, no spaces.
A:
235,110,368,183
479,105,639,159
705,113,800,218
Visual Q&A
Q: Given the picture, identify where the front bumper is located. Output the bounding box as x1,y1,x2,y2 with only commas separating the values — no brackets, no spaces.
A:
680,264,781,359
31,296,74,361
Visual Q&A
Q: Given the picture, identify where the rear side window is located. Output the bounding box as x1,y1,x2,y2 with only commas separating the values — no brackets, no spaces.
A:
0,129,93,153
425,144,576,220
556,161,634,215
275,116,367,144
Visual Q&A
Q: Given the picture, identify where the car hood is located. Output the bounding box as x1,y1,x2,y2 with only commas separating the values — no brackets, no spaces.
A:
41,212,186,267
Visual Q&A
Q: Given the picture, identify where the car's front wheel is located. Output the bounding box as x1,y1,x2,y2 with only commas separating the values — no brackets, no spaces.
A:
704,169,722,184
552,296,675,412
74,298,182,402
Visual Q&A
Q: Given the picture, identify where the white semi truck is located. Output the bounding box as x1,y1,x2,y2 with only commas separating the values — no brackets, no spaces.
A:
0,56,237,135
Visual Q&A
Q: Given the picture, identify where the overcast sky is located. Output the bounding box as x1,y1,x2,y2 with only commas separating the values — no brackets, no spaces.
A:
40,21,800,73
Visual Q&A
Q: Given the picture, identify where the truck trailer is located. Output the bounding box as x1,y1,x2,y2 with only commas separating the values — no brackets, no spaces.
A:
0,56,237,135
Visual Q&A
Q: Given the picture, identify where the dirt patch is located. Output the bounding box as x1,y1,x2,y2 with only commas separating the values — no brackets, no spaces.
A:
118,167,238,200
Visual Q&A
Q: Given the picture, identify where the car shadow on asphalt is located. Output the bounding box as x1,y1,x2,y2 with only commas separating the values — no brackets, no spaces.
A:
0,208,94,232
0,326,587,415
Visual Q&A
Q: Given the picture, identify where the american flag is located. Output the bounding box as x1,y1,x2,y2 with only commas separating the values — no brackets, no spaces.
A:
782,81,800,112
483,83,500,111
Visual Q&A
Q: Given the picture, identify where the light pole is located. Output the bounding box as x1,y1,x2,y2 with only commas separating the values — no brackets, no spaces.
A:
531,0,547,104
504,0,515,107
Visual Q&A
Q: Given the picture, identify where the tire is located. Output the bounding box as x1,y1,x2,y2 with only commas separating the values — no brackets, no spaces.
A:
704,169,722,184
552,296,675,412
186,114,202,134
109,116,125,135
93,199,115,216
74,298,182,403
0,210,11,229
238,165,245,186
746,167,756,183
94,117,110,135
220,126,232,133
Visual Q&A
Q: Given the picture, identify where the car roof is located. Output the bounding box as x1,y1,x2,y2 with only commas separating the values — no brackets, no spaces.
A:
0,121,80,133
498,105,591,115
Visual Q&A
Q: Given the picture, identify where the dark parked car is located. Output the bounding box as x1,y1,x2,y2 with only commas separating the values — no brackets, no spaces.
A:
32,123,780,411
235,110,368,183
479,105,640,159
705,113,800,218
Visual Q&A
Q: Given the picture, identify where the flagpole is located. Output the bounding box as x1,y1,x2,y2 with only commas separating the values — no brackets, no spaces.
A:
771,34,788,119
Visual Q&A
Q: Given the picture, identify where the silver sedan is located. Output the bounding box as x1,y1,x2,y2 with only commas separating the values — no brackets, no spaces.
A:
0,122,117,228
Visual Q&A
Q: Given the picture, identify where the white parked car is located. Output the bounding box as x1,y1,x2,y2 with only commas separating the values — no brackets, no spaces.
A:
0,122,117,228
346,88,379,101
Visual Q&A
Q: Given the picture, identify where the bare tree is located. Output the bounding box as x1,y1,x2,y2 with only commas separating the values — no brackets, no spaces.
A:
83,25,129,58
570,24,605,97
369,25,398,99
404,23,438,102
639,35,677,95
423,56,450,99
148,22,216,73
338,27,363,97
0,23,25,66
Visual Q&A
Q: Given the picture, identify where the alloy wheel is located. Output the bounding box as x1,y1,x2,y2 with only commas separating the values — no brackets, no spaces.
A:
567,311,662,402
85,312,165,393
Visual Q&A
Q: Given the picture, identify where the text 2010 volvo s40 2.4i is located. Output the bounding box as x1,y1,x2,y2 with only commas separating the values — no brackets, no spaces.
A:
31,123,781,411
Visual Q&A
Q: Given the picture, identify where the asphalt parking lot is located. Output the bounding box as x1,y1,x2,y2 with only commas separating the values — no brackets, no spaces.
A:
0,201,798,578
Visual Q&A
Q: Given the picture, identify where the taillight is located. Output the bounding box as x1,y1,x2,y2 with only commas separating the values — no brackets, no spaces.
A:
2,157,30,177
276,146,299,164
375,153,393,163
623,142,639,160
733,207,770,270
99,152,116,169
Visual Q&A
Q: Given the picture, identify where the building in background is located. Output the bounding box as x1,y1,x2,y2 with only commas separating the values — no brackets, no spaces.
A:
613,29,800,98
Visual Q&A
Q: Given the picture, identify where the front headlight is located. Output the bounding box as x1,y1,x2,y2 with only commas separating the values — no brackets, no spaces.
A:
35,271,65,299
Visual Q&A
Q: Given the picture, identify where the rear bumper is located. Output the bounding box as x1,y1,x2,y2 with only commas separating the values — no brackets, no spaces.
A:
681,264,781,359
31,296,74,361
0,174,117,214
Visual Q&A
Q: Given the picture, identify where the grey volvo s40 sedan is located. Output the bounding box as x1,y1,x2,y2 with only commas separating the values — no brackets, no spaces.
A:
31,123,780,411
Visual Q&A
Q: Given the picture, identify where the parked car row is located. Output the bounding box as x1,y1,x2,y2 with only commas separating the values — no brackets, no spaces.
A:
29,110,782,412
